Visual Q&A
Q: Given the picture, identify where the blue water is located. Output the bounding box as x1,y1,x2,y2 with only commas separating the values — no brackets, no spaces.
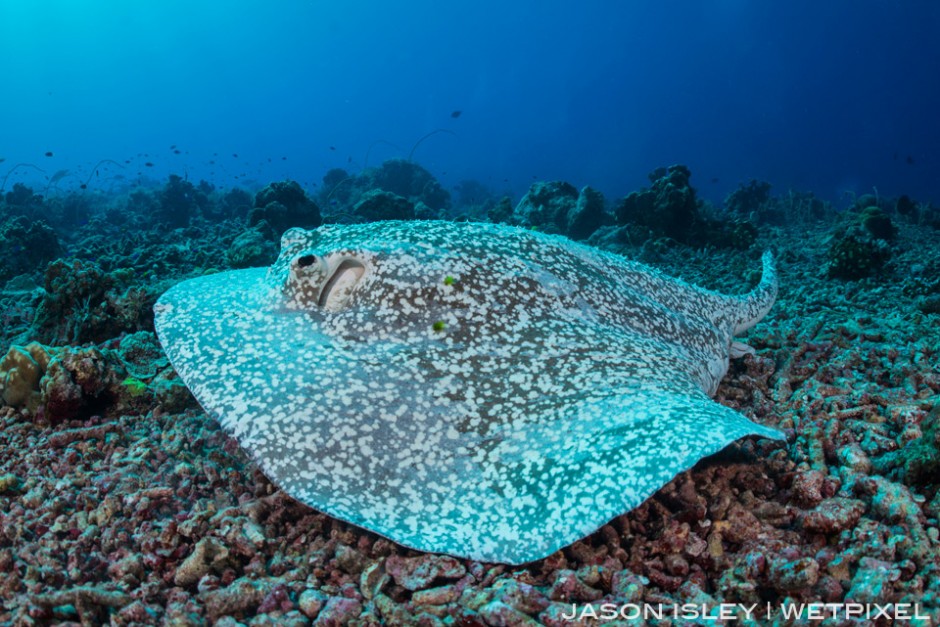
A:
1,1,938,205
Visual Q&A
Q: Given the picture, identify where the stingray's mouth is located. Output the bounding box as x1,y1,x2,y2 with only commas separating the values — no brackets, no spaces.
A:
319,258,367,311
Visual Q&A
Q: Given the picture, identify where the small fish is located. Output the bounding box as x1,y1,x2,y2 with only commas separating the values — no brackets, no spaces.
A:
0,158,5,164
233,153,239,158
170,144,177,149
144,162,154,167
906,155,915,165
451,110,462,118
45,151,54,157
49,169,69,183
282,156,288,160
174,149,181,155
329,146,336,151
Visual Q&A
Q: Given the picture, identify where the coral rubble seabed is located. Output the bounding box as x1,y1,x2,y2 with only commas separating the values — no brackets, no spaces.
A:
1,166,939,625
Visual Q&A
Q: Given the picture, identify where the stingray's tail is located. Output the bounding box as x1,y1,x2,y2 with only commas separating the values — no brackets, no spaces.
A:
731,251,777,335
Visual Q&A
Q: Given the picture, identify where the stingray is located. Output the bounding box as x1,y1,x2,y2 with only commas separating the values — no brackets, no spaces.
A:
154,220,783,564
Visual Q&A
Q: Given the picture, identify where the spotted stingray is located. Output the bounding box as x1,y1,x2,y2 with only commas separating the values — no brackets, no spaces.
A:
154,220,783,564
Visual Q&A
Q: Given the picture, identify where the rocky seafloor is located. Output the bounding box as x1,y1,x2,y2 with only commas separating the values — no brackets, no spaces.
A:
1,161,939,625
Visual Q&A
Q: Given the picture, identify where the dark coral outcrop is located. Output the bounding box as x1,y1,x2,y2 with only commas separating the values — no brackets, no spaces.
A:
248,180,321,238
318,160,450,221
157,175,210,228
615,165,698,243
612,165,759,250
724,179,787,224
365,160,449,212
352,190,415,222
827,228,892,280
0,216,61,283
859,206,897,241
30,260,159,344
500,181,611,240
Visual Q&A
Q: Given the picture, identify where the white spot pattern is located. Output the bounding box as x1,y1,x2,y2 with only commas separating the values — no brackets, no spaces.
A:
154,220,783,564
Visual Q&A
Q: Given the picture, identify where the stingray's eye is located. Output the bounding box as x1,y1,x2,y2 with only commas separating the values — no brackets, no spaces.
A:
296,255,318,268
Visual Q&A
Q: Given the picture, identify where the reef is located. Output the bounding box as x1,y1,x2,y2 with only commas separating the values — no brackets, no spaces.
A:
351,190,415,222
225,225,278,269
318,159,450,222
248,180,322,239
156,175,213,228
827,229,893,280
0,215,60,283
615,165,699,242
725,179,773,219
498,181,612,240
0,167,939,624
601,165,774,251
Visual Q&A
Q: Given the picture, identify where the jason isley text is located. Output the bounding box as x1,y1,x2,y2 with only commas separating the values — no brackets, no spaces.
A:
560,601,929,621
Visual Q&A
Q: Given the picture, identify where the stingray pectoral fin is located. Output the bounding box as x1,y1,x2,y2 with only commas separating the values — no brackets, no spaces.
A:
476,384,784,564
